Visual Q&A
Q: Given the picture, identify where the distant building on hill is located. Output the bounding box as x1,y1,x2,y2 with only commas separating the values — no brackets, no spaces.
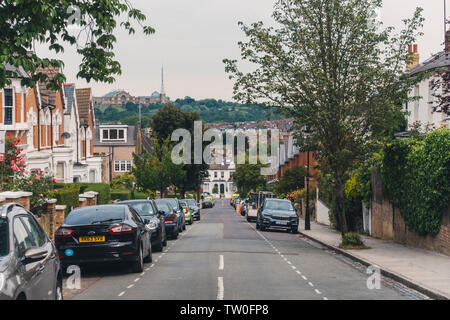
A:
93,67,170,106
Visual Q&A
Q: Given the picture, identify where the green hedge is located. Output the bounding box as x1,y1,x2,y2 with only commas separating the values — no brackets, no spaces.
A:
80,183,111,204
133,192,148,200
55,184,80,215
111,190,132,201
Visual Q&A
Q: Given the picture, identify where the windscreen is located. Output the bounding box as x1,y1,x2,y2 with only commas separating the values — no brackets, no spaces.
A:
129,202,155,217
265,201,294,211
64,207,126,226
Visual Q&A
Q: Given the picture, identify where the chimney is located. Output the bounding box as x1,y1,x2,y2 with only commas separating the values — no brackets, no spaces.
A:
407,44,420,71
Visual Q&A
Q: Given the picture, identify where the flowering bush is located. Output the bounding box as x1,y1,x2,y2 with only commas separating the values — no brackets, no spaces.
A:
0,139,26,189
11,169,57,213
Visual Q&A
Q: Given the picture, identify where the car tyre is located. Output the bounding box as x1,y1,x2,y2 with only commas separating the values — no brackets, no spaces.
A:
153,237,164,252
132,246,144,273
55,278,64,300
291,228,299,234
144,244,153,263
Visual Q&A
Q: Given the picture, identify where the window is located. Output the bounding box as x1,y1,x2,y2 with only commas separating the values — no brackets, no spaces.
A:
214,172,218,178
114,160,132,172
56,163,65,180
101,128,126,142
13,218,35,257
20,216,46,247
221,172,224,179
3,88,13,125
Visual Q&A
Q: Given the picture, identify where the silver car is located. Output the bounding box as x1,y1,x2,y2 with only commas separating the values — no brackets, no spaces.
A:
0,203,63,300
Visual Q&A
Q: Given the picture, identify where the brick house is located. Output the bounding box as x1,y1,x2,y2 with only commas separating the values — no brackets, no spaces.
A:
93,124,142,183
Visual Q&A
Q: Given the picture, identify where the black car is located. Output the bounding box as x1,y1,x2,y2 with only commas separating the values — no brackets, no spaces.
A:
159,198,186,232
154,200,180,239
182,199,201,221
0,203,63,300
117,200,167,252
256,199,299,234
55,205,152,273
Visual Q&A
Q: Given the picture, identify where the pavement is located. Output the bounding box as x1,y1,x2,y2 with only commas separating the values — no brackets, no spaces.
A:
298,219,450,300
63,199,429,300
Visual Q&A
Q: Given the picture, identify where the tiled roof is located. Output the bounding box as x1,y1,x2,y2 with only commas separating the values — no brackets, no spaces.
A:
76,88,92,123
63,84,75,115
3,63,29,78
35,65,60,107
410,51,450,76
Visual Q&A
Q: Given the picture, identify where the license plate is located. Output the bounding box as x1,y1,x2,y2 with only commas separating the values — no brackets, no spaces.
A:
79,236,105,243
275,221,289,226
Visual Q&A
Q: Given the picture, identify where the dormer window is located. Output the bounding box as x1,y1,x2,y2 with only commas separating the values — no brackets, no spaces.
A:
101,128,126,142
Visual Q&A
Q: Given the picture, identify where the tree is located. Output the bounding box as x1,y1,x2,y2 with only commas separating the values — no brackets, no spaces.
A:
132,138,185,197
0,1,154,90
224,0,424,235
430,68,450,121
152,105,209,198
233,163,267,196
276,166,306,195
110,172,137,199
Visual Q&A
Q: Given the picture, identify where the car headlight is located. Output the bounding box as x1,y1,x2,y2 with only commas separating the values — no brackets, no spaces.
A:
147,221,158,230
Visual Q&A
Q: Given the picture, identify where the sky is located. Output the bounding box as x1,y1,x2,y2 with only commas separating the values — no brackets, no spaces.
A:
36,0,446,101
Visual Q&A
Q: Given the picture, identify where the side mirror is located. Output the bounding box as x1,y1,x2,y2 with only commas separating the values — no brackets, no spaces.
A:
158,211,165,216
23,247,48,264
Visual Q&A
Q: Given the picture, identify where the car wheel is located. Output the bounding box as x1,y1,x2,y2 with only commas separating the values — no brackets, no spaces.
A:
198,216,201,221
153,235,164,252
291,228,299,234
144,244,153,263
183,223,186,231
55,278,64,300
132,246,144,273
256,220,260,230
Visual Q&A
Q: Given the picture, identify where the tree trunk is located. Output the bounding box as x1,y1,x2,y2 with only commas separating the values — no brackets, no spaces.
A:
335,178,348,236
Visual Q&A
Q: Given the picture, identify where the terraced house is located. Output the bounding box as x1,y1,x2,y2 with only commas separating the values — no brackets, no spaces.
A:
0,63,102,183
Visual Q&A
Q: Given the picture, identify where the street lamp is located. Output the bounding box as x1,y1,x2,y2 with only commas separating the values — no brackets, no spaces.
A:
303,127,313,231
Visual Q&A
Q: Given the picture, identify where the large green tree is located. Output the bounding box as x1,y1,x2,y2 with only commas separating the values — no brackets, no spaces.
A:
233,163,267,196
132,138,185,197
152,104,209,198
0,0,154,90
224,0,424,235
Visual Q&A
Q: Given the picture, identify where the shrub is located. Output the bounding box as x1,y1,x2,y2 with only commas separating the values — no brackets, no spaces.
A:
133,192,148,200
55,185,80,215
111,190,131,201
80,183,111,204
341,233,364,247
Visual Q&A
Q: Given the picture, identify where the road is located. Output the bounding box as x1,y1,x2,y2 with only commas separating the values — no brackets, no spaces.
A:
64,199,427,300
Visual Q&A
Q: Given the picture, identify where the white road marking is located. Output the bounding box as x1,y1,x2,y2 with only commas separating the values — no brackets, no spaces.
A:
217,277,224,300
127,284,134,289
219,255,224,270
134,278,140,283
296,270,302,275
302,275,308,280
308,282,314,287
315,289,322,295
291,266,297,270
323,297,329,300
140,272,145,276
118,291,125,297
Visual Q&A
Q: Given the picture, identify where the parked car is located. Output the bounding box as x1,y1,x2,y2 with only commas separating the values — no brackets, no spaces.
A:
182,199,201,221
117,200,167,252
55,205,152,273
256,199,299,233
179,200,193,225
0,203,63,300
240,199,249,217
154,200,180,239
159,198,186,232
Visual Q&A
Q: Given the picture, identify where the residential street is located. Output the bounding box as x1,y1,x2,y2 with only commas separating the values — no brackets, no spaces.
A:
64,199,427,300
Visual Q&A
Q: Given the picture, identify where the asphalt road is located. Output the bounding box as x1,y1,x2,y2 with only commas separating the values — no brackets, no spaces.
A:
64,199,427,300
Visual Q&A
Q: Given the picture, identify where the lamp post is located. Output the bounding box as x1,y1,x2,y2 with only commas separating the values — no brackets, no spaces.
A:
303,127,313,231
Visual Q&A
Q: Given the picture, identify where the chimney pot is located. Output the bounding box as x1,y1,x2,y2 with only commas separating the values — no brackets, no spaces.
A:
413,44,418,53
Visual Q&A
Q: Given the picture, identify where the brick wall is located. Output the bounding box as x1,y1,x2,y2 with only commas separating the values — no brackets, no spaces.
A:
371,167,450,256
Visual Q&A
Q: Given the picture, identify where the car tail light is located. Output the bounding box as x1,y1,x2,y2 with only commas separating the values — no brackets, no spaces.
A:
184,208,188,215
55,228,74,238
109,224,134,235
165,217,174,223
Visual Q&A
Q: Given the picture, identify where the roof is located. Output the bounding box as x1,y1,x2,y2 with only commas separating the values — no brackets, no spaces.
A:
3,63,29,79
104,90,125,98
410,51,450,76
142,135,153,155
63,84,75,115
35,66,61,107
76,88,92,123
93,124,137,147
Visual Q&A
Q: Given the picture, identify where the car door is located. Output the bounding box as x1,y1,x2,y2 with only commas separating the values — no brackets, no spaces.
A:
20,214,57,300
12,215,41,300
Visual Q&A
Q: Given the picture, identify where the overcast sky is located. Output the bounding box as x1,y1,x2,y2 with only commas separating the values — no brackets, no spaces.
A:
37,0,446,101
